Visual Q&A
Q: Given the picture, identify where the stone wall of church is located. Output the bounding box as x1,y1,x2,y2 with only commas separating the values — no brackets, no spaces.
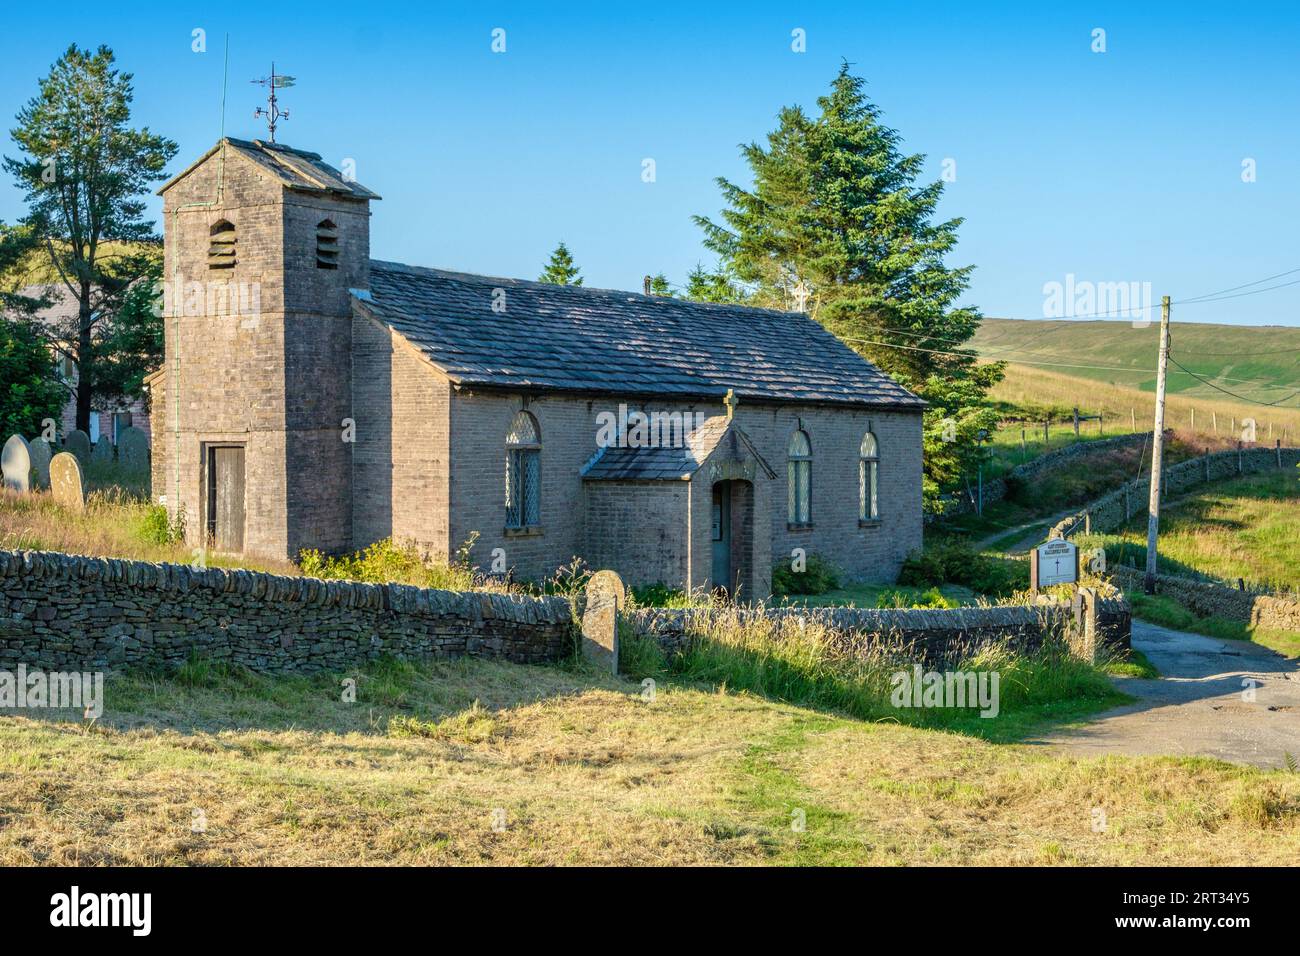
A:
582,480,691,588
351,315,452,559
445,389,924,594
159,143,370,561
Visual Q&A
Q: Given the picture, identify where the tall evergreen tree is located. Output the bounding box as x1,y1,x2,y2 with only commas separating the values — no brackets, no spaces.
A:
4,45,176,433
538,241,583,286
694,64,1001,507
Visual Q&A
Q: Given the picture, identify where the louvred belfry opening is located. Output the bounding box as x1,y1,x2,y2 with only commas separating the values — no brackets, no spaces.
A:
208,220,236,269
316,219,339,269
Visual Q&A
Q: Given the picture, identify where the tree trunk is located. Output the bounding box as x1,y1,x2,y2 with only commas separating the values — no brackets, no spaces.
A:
75,282,93,435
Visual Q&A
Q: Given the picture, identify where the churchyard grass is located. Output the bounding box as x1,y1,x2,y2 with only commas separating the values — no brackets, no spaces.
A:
2,650,1297,866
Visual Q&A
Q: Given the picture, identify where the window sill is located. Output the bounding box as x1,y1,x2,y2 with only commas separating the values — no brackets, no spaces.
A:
504,525,544,538
787,522,814,532
859,518,883,529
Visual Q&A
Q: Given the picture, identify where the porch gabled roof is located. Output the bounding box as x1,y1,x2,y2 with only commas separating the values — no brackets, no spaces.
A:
580,417,775,481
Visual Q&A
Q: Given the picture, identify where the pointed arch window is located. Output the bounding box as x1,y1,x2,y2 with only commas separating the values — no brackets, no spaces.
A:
860,431,880,521
787,429,812,525
506,411,541,528
208,220,236,269
316,219,339,269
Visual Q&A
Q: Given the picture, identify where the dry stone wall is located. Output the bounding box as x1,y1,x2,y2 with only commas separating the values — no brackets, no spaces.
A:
0,549,575,674
628,596,1130,663
1051,445,1300,539
1111,565,1300,632
936,432,1149,519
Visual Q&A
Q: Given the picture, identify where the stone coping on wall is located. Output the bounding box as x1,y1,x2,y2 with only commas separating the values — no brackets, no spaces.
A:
0,549,573,624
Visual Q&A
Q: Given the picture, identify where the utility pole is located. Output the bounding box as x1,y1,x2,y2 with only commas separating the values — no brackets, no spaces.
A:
1144,295,1171,594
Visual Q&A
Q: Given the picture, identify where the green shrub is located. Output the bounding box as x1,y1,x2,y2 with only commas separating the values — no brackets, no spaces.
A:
875,587,957,609
299,536,477,590
899,538,1026,597
771,552,840,596
136,504,184,545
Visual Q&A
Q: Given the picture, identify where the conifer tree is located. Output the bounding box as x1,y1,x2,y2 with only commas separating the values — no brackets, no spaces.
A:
538,241,583,286
694,64,1001,507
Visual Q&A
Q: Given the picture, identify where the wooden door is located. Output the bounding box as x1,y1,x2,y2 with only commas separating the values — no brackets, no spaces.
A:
207,445,246,552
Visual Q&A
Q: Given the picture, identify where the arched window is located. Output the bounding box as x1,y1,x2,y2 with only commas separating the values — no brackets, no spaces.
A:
859,431,880,520
787,429,812,524
505,411,541,528
316,219,339,269
208,220,236,269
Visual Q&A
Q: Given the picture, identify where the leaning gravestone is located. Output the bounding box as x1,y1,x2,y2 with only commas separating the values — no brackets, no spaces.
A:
49,452,85,511
582,570,625,674
2,435,32,493
63,429,91,464
117,426,149,472
92,435,114,463
27,437,52,489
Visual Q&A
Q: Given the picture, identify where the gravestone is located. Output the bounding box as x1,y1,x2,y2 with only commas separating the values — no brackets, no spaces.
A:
63,429,91,463
582,570,625,674
118,426,149,472
2,435,32,493
27,437,52,489
92,435,114,462
49,452,86,511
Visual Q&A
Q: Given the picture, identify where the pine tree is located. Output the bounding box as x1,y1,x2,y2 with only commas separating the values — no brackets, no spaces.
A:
4,45,177,433
684,263,748,304
694,64,1002,508
648,273,674,297
538,241,583,286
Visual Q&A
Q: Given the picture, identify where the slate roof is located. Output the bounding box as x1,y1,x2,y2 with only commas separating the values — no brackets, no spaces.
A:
581,417,778,481
158,138,380,200
357,262,924,410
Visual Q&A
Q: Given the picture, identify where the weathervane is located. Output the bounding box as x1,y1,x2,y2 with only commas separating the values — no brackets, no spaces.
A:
251,63,295,142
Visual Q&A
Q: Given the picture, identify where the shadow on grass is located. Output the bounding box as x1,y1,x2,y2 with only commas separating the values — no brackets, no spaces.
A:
4,653,625,739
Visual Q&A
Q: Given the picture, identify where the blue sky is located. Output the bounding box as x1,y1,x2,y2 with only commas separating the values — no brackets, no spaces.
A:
1,0,1297,325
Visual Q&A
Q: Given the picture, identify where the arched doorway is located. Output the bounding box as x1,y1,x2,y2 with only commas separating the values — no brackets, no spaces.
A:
711,479,755,598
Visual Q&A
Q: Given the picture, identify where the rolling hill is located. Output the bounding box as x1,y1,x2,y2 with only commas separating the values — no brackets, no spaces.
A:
973,319,1300,441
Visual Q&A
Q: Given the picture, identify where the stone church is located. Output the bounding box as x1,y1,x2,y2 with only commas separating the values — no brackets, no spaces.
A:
151,138,925,599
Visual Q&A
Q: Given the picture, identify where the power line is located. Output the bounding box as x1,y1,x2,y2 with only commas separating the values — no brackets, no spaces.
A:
1165,355,1300,407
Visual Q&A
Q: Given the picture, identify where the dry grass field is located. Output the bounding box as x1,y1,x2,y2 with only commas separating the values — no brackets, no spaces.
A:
2,657,1297,866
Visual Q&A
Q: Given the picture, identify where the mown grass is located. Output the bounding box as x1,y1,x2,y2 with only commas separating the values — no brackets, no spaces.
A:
3,653,1297,866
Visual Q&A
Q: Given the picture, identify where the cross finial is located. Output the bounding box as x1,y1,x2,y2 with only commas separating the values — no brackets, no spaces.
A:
792,280,811,312
723,388,738,420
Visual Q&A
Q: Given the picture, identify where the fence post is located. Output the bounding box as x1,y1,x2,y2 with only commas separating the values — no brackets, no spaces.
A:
1191,407,1195,432
1043,420,1049,444
1237,441,1243,473
1073,407,1080,437
1278,439,1283,469
1130,407,1136,431
1203,448,1209,482
1212,411,1217,435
